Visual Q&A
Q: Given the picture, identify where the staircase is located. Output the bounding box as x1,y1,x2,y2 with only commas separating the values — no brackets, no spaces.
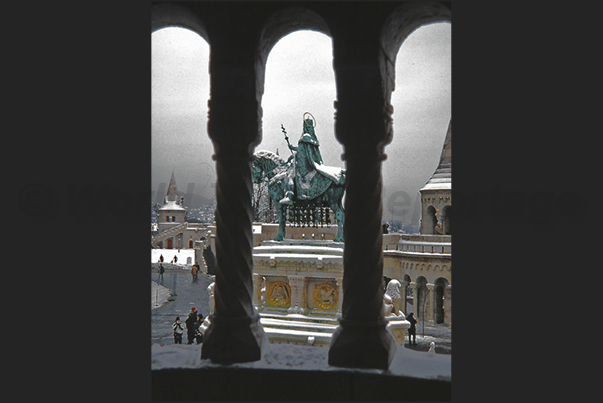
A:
151,222,188,247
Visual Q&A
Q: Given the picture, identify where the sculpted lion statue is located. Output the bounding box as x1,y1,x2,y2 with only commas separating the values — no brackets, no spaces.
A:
383,279,405,318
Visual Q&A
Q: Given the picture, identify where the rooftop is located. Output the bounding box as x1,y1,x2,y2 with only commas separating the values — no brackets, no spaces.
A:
158,200,186,211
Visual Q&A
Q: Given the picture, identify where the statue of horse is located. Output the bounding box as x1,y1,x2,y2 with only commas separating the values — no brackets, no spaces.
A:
252,150,345,242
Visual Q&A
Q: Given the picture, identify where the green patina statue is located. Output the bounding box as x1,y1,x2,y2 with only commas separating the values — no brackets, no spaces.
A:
253,113,346,242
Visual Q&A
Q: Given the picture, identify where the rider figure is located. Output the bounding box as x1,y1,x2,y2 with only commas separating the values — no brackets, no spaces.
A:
280,114,323,205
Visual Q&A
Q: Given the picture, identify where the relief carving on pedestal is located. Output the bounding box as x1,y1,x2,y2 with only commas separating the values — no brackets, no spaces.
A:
267,281,291,307
313,283,338,310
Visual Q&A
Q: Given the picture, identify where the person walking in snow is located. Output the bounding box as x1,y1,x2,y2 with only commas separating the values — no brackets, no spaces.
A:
172,317,184,344
185,307,198,344
191,264,199,281
158,263,165,284
407,312,417,346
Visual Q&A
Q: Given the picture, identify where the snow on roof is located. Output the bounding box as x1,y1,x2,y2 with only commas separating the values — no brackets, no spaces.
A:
420,120,451,192
420,180,451,191
159,200,186,211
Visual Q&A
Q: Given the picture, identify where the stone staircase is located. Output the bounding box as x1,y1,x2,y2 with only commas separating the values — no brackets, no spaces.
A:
151,222,188,247
259,313,339,347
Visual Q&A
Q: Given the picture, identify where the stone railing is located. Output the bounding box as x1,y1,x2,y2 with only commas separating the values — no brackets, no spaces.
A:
398,234,451,254
400,234,451,243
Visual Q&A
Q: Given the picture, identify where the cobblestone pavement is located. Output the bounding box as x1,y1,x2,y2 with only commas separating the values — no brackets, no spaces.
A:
150,267,451,354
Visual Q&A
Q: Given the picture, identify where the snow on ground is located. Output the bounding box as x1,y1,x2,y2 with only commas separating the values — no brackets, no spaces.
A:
151,339,450,380
151,281,171,310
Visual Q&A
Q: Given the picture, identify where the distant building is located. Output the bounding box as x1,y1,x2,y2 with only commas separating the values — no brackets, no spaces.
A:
151,171,215,268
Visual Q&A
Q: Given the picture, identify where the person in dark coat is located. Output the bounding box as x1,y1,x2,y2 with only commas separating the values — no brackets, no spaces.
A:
158,264,165,284
185,307,198,344
407,312,417,345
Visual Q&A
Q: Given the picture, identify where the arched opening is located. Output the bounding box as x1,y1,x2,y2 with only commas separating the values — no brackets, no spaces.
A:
150,2,453,373
434,277,449,324
403,274,412,313
424,205,437,234
442,204,451,235
152,26,216,215
415,276,428,322
254,28,343,223
380,20,451,233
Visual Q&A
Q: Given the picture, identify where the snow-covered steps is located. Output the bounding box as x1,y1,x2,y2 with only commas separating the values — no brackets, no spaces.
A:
259,313,339,347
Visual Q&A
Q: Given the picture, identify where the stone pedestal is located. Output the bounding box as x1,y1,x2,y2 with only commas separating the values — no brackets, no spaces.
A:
253,239,344,345
386,316,411,346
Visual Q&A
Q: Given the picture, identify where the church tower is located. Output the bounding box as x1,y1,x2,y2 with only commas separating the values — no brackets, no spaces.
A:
419,120,451,235
157,171,187,234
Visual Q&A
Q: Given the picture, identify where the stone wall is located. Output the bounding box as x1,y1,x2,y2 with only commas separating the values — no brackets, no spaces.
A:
151,367,451,401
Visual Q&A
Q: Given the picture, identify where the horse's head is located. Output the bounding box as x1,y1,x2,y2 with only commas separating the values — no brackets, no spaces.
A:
252,150,286,183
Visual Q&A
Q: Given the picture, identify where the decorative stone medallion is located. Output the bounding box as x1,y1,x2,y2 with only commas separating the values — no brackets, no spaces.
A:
267,281,291,307
313,283,338,310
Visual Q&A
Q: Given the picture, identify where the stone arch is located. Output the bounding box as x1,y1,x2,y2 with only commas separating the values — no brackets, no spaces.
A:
151,2,209,43
441,204,451,235
256,7,332,102
424,205,437,234
379,1,451,108
414,276,428,322
402,273,412,313
434,277,449,324
149,2,453,370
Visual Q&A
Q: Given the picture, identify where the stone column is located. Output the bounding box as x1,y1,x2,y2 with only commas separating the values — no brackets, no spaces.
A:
400,279,409,315
426,283,436,326
253,274,263,308
335,277,343,315
445,284,452,327
200,30,265,364
287,275,305,315
409,281,418,316
327,21,396,370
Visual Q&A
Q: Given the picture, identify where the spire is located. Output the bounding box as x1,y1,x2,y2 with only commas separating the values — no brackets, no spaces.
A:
166,171,178,202
420,120,451,191
438,120,451,170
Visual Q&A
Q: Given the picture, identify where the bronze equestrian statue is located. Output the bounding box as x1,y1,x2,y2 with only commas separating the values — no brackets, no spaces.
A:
252,113,346,242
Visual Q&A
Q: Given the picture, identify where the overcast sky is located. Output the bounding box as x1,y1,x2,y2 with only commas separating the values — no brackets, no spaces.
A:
151,22,450,226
